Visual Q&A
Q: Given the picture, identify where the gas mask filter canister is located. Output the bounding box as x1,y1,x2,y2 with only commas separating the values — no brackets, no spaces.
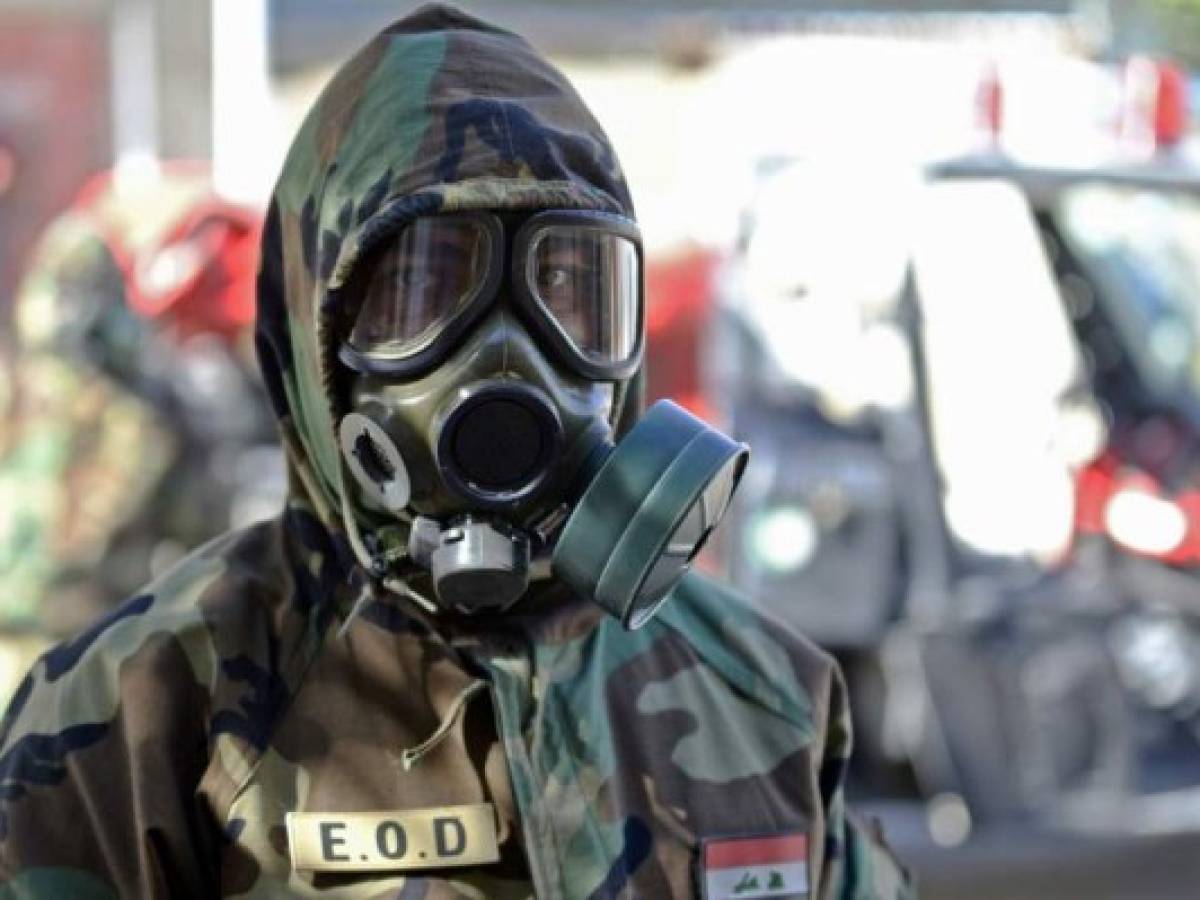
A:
552,399,748,629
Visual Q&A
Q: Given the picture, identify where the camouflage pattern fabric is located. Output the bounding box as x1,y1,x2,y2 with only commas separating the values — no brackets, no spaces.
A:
0,351,174,628
0,188,184,643
0,348,169,711
1,164,274,651
0,5,913,898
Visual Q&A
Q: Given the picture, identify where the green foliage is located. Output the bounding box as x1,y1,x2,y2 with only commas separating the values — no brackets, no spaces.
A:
1139,0,1200,67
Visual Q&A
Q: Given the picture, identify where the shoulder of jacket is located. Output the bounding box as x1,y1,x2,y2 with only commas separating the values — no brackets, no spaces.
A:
662,570,837,671
0,518,300,755
649,570,839,737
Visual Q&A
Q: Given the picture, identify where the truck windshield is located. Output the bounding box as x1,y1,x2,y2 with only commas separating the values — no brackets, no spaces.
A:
1055,184,1200,404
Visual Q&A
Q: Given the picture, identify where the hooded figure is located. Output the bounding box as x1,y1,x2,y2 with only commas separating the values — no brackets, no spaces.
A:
0,8,911,899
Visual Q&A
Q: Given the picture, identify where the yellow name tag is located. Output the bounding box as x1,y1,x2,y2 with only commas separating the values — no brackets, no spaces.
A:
286,803,500,873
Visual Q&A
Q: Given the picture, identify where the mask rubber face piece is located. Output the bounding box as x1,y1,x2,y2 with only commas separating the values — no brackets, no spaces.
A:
340,302,613,525
552,400,749,629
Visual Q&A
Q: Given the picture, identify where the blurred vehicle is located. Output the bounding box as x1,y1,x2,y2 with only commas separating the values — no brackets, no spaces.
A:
711,157,922,651
708,54,1200,836
896,174,1200,835
0,164,285,653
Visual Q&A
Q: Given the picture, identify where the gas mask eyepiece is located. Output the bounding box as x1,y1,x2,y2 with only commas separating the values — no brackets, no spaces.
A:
338,210,643,381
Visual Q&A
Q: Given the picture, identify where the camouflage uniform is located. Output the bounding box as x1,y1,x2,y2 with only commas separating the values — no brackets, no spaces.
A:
0,214,177,702
0,167,271,648
0,6,913,898
0,206,175,628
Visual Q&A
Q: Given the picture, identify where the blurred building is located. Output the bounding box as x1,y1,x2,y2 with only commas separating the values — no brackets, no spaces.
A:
271,0,1081,67
0,0,209,323
2,0,1180,325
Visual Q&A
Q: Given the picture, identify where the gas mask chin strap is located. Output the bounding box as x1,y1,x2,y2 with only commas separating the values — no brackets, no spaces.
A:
334,451,437,635
277,433,425,632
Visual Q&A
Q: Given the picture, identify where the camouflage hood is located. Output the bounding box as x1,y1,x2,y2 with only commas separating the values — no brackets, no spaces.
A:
254,4,637,562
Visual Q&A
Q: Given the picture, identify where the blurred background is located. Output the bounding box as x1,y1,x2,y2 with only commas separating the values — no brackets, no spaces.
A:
6,0,1200,896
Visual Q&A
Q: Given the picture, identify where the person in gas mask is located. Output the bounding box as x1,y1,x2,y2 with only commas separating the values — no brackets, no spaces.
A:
0,6,911,898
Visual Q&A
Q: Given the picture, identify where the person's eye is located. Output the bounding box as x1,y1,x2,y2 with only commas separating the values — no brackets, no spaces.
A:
397,268,436,289
542,268,571,290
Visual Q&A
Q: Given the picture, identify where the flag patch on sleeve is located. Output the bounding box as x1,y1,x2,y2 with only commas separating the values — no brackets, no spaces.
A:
701,832,809,899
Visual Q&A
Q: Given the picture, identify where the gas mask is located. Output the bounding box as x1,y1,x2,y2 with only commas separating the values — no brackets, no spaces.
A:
337,210,747,629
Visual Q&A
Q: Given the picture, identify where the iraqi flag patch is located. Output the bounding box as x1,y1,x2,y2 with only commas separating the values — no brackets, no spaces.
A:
700,832,809,899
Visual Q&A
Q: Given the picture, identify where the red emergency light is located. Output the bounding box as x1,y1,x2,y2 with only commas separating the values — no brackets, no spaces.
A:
975,61,1004,145
1122,56,1189,151
1076,453,1200,565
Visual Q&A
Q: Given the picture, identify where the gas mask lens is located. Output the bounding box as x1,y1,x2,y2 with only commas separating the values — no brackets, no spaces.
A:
347,214,495,361
341,210,642,379
526,226,639,367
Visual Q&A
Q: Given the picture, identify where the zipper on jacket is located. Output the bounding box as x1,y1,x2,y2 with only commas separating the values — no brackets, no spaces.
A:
478,636,565,900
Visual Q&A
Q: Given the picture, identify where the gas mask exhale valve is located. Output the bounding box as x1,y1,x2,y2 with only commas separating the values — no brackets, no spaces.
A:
407,515,531,614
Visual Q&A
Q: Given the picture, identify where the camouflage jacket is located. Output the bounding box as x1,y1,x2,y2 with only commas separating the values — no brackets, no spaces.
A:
0,167,258,636
0,6,913,898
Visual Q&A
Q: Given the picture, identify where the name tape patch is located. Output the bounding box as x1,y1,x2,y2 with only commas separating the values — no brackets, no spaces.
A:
701,832,809,899
286,803,500,873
